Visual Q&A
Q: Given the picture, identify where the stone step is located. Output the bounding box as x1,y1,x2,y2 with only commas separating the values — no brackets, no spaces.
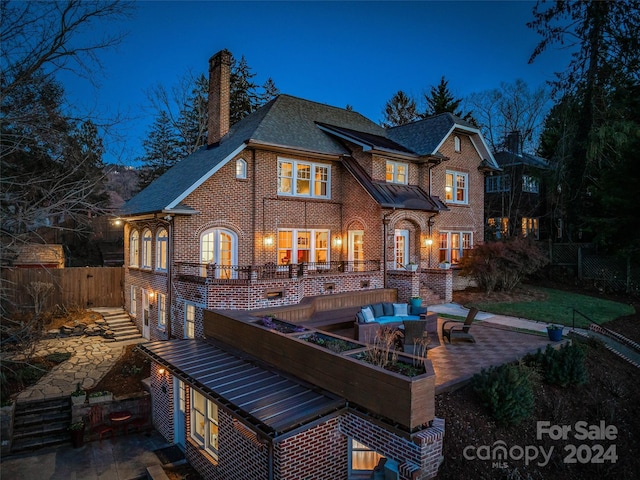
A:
11,396,72,454
12,419,70,440
104,313,131,321
112,333,144,342
14,410,70,429
107,320,136,328
10,431,70,454
14,397,70,414
109,324,139,332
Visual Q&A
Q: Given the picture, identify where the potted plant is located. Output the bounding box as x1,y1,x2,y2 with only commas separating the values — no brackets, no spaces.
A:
69,421,85,448
88,390,113,404
410,296,423,308
546,324,563,341
71,383,86,405
405,262,418,272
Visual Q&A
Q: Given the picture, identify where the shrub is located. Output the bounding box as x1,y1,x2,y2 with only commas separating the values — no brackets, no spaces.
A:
471,362,537,425
526,343,588,387
459,237,548,293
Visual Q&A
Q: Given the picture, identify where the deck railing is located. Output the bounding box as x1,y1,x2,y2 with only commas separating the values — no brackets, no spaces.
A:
175,260,380,284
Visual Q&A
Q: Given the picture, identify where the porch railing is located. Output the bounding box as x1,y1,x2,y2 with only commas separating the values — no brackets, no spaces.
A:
175,260,380,284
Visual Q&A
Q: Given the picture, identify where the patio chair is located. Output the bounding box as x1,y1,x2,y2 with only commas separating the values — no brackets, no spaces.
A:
402,319,429,355
441,307,479,343
128,396,151,434
89,405,114,444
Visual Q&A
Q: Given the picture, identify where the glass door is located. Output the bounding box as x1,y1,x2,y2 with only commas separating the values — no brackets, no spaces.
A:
348,230,364,271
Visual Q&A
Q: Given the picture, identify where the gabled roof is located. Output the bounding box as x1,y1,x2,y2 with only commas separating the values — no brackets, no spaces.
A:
121,99,497,217
494,151,549,170
387,113,500,171
120,95,384,216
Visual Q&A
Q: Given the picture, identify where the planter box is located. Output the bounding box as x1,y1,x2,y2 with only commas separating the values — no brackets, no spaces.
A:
439,263,451,270
71,395,86,405
205,310,435,430
88,393,113,404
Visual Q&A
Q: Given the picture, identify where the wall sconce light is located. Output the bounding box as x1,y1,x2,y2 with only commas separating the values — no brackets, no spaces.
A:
263,235,274,247
424,238,433,247
158,367,166,375
149,291,155,307
113,218,122,226
333,236,342,247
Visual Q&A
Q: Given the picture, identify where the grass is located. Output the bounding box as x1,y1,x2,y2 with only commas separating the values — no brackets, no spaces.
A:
467,287,634,328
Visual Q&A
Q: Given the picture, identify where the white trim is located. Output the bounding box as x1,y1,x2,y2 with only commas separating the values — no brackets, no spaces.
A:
165,143,247,210
431,124,498,169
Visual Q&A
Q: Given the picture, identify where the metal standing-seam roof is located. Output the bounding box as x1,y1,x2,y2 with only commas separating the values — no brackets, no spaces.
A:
139,339,345,438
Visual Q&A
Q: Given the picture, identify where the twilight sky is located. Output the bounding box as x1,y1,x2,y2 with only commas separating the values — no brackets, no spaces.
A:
58,1,570,165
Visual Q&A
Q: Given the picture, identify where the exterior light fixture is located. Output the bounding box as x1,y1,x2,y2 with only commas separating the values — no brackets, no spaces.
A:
333,236,343,246
263,235,274,247
158,367,166,375
113,218,122,226
424,238,433,247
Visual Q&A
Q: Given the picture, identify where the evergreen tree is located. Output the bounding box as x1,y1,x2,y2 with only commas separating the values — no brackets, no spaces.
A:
138,111,182,189
530,0,640,257
381,90,419,127
423,76,463,117
176,73,208,155
261,77,280,103
230,55,261,125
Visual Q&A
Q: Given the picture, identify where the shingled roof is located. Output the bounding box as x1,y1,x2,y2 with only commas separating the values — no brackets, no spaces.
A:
494,150,549,170
121,96,497,217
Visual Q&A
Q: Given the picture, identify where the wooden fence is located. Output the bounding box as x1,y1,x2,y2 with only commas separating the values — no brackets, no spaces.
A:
1,267,124,312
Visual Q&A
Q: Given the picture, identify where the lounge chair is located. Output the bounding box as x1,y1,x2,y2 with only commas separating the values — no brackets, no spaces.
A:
441,307,479,343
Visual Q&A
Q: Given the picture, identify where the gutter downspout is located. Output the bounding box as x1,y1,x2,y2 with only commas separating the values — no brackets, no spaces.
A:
166,215,173,340
268,439,274,480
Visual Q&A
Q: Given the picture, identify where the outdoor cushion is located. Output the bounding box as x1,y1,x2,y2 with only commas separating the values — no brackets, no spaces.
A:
393,303,408,317
361,306,375,323
382,302,394,316
371,303,384,318
355,312,365,324
375,315,420,325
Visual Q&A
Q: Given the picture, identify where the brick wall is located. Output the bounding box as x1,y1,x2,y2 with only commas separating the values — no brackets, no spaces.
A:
274,417,348,480
150,362,174,442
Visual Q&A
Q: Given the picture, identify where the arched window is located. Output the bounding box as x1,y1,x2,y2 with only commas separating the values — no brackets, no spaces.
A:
201,228,238,279
236,158,247,179
156,228,168,271
454,136,461,152
129,230,139,267
141,229,152,269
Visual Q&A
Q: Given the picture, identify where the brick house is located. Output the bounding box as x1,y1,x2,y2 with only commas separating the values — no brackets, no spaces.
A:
485,131,550,241
120,50,499,479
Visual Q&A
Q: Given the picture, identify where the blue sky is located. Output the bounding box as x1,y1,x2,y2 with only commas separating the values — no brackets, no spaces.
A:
59,1,569,165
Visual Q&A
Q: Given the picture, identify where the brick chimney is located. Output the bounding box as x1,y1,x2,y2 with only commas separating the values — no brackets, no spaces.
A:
208,49,232,146
506,130,522,155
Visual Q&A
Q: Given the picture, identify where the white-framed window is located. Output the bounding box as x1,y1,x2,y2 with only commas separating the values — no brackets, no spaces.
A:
445,171,468,204
454,135,461,152
488,217,509,238
190,389,219,459
522,175,539,193
385,160,408,184
130,286,137,317
156,228,168,271
485,175,511,193
141,229,152,269
201,228,237,279
439,231,473,264
522,217,539,238
185,303,195,339
277,229,329,265
394,229,409,269
277,158,330,199
129,230,139,267
158,293,167,329
236,158,247,179
349,438,384,476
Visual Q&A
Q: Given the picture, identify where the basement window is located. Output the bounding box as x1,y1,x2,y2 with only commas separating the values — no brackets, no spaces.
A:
265,289,284,300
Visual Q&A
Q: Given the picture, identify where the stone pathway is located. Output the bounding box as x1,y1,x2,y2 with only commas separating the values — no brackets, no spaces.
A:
14,326,146,404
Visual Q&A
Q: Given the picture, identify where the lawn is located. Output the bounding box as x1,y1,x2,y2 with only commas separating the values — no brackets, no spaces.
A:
465,287,634,328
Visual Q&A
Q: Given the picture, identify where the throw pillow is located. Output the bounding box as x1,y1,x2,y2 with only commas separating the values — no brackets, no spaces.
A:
361,306,375,323
382,302,394,316
393,303,408,317
355,312,365,324
371,303,384,318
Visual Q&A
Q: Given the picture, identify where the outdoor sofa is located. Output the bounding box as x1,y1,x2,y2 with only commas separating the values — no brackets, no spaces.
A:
354,301,428,341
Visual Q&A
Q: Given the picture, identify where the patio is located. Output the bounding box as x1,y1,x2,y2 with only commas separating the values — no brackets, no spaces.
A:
330,316,562,394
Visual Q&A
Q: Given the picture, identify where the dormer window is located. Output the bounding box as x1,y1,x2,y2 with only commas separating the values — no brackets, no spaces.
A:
454,136,461,152
385,160,408,184
236,158,247,179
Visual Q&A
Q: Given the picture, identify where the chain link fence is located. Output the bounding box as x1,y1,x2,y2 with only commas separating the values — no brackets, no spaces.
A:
543,243,639,297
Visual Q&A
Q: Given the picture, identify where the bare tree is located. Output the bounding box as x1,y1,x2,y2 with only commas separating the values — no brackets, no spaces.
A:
465,79,550,153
